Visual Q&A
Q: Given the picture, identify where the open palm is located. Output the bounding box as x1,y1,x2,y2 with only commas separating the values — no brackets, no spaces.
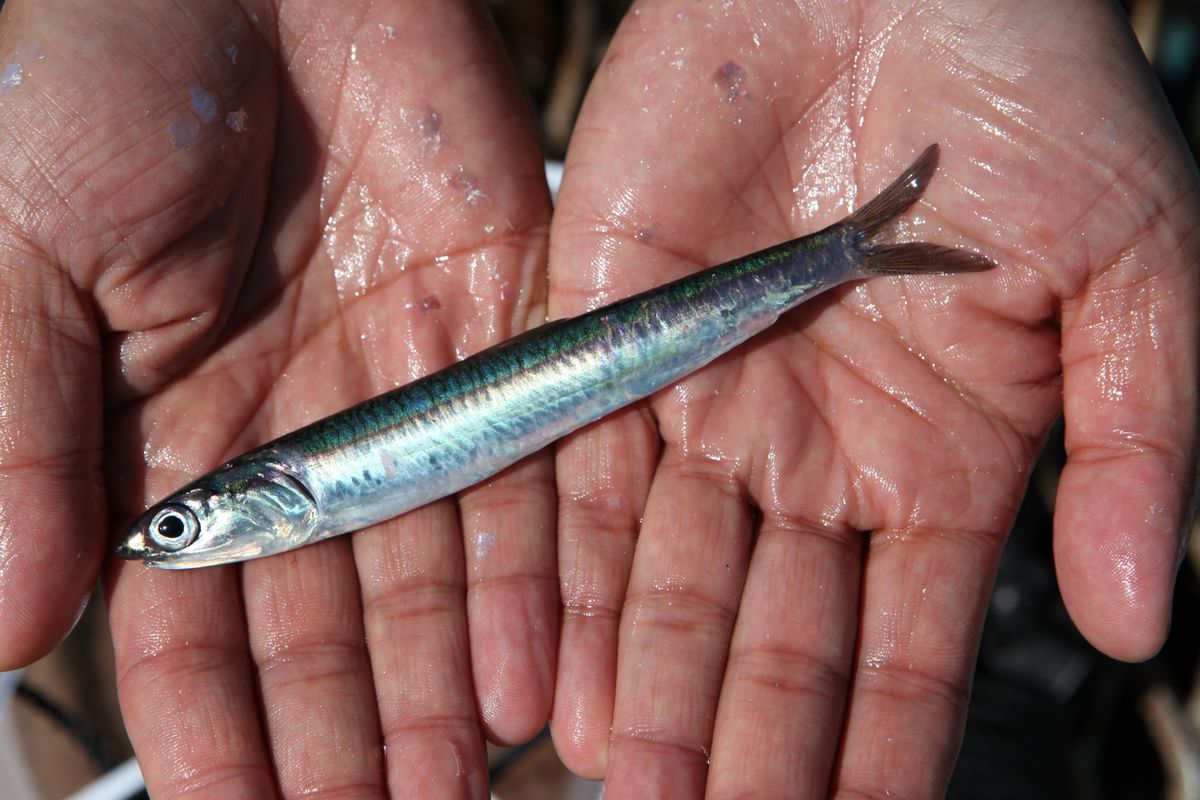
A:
549,1,1198,797
0,1,559,796
1,0,1195,797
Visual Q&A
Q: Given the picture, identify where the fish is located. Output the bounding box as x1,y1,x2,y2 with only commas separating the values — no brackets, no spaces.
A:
116,144,994,569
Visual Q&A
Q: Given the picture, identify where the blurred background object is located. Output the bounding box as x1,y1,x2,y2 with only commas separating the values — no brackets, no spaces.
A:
1130,0,1199,158
2,0,1197,796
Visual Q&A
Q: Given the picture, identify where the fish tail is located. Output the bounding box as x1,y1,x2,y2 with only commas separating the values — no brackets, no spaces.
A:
844,143,995,276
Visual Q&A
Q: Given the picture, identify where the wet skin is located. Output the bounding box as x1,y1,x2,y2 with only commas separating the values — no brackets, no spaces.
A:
0,1,1196,798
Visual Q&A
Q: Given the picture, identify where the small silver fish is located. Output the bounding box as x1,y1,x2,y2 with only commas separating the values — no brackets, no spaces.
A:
117,144,993,568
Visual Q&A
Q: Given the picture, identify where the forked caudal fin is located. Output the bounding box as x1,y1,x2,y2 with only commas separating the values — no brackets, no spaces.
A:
845,143,996,276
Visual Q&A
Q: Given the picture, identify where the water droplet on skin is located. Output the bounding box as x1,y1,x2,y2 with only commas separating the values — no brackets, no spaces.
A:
324,179,409,301
190,87,219,124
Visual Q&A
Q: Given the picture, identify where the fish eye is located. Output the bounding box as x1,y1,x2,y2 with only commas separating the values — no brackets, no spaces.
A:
148,505,201,551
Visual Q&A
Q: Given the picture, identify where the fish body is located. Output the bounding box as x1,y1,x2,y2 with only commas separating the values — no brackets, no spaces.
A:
117,144,993,568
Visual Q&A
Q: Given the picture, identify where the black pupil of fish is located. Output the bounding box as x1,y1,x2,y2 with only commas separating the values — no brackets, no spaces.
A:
157,514,186,539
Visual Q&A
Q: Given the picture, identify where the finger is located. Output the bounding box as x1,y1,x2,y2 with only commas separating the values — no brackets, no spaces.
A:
243,539,384,798
832,526,1000,798
108,564,276,798
549,406,658,777
705,518,862,799
274,0,555,763
458,453,559,744
602,454,753,798
354,502,489,800
0,252,104,668
0,0,274,671
1055,211,1200,661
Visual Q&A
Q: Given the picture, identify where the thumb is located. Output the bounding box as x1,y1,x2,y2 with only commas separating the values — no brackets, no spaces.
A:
1054,195,1200,662
0,246,104,668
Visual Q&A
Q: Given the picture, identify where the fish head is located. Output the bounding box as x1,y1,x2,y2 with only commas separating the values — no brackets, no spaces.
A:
116,461,320,569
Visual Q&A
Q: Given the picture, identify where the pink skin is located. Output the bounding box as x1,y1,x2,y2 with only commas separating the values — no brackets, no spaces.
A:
548,1,1198,797
0,1,554,797
0,0,1195,798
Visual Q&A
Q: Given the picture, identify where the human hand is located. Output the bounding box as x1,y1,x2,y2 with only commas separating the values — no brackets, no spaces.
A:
0,1,558,795
548,1,1198,796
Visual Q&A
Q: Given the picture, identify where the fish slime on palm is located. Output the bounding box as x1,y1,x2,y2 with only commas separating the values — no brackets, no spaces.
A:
117,144,994,569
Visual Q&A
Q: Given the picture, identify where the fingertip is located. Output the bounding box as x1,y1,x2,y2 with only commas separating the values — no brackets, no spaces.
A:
472,598,557,745
469,572,559,744
1059,547,1174,663
0,543,100,670
549,623,616,780
0,482,106,669
1063,580,1172,663
549,701,609,781
459,460,560,746
1054,459,1184,663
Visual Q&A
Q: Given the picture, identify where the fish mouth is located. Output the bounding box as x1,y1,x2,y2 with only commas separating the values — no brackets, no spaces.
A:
114,530,147,561
114,529,172,565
